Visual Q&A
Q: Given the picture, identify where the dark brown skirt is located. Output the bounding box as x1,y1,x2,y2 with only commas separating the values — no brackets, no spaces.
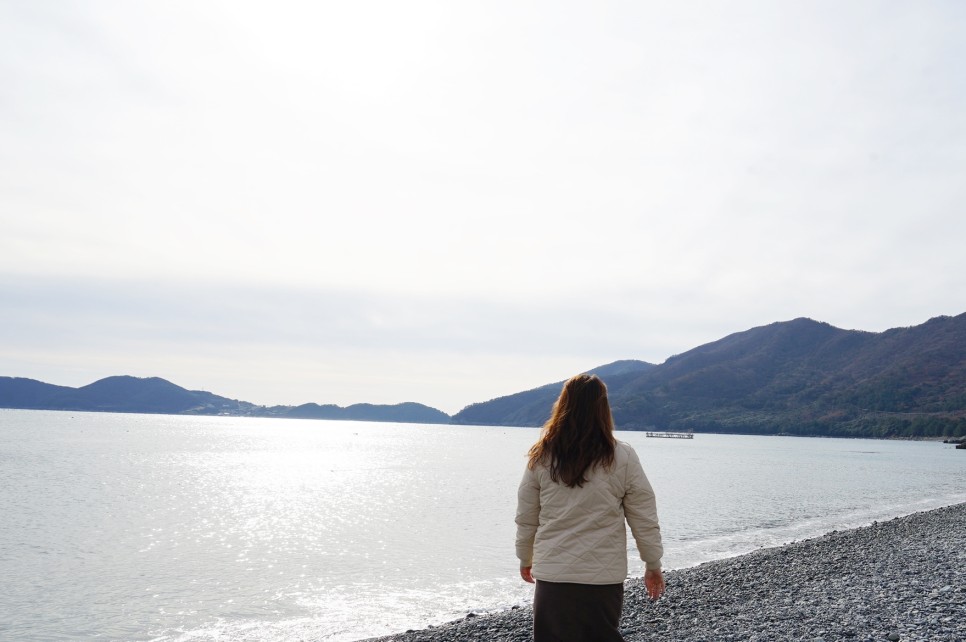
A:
533,580,625,642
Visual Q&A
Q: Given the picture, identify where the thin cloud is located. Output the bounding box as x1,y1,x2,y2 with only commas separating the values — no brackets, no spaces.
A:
2,2,965,411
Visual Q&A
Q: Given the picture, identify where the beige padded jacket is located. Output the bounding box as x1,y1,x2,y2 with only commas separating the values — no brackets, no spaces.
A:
515,440,663,584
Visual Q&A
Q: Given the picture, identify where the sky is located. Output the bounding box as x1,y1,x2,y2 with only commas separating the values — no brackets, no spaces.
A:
2,1,965,414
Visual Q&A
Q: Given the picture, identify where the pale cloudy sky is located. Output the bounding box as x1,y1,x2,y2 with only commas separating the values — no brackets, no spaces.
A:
2,1,965,414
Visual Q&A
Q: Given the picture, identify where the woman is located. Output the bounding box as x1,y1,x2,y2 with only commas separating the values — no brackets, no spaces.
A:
515,373,665,641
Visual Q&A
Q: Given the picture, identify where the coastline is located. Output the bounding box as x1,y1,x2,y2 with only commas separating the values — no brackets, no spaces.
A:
363,502,966,642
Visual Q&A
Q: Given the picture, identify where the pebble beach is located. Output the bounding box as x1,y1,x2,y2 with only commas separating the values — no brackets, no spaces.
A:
365,502,966,642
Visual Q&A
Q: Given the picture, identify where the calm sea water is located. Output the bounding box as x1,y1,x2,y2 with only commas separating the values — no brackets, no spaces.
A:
1,410,964,641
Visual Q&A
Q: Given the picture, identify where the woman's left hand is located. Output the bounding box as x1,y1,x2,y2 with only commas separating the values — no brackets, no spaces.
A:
644,568,665,600
520,566,534,583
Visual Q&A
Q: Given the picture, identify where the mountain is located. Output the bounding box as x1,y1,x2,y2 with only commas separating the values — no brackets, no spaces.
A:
0,375,258,415
0,376,451,424
0,377,75,408
452,359,656,426
453,315,966,439
266,401,450,424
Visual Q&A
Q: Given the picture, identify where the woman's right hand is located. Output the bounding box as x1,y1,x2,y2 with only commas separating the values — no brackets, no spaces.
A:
520,566,535,583
644,568,665,600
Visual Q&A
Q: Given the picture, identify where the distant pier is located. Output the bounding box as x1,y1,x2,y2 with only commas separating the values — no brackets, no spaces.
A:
645,430,694,439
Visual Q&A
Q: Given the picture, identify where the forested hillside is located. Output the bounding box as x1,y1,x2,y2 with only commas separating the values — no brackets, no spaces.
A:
454,314,966,439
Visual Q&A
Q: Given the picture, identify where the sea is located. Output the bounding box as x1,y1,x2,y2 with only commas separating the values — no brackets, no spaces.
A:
1,410,964,641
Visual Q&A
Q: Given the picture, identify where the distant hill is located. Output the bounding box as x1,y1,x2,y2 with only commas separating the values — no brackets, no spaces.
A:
452,360,656,426
265,401,451,424
452,314,966,439
0,375,256,415
611,314,966,438
0,376,451,424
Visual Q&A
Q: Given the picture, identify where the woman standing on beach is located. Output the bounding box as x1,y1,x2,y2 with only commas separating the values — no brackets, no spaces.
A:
515,373,665,641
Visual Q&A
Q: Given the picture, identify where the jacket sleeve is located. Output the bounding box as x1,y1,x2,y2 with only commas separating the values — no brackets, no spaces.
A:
623,446,663,570
514,466,541,568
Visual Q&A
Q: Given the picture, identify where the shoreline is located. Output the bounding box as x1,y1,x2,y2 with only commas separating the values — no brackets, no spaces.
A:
363,502,966,642
5,408,963,442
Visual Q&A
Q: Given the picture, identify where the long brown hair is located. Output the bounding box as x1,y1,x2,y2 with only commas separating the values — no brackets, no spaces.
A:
527,373,616,488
